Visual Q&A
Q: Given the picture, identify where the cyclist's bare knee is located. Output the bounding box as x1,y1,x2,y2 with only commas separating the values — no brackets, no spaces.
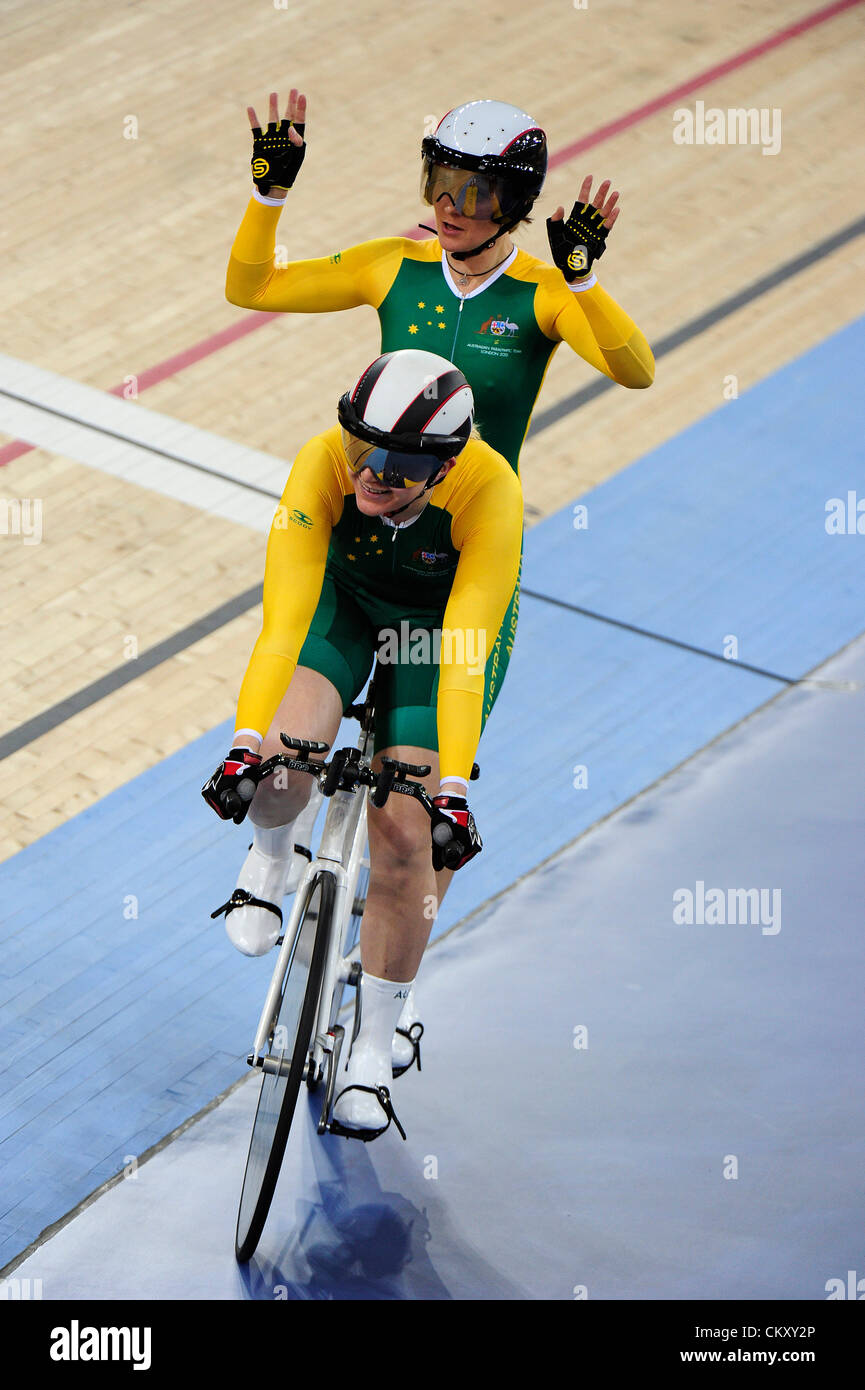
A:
249,768,311,827
367,798,428,865
250,665,342,827
368,744,439,865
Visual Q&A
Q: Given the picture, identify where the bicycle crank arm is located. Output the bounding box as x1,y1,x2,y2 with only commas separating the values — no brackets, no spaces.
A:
317,1024,346,1134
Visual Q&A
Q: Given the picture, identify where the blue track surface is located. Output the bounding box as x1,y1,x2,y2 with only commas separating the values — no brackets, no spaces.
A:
8,631,865,1299
2,316,864,1271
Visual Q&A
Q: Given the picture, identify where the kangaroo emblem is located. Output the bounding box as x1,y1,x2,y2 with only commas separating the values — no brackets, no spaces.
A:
479,316,519,337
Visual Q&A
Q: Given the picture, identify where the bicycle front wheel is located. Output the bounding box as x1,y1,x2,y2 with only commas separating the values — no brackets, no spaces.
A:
235,870,335,1263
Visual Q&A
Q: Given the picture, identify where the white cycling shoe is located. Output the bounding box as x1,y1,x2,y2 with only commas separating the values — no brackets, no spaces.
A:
213,787,323,957
331,972,412,1141
213,839,291,957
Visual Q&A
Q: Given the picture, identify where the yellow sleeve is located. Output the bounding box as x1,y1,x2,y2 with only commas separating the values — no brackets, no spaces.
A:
435,453,524,782
225,196,404,312
535,272,655,388
234,436,344,739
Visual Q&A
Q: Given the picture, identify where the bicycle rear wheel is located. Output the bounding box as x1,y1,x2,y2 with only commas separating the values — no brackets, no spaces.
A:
235,870,335,1262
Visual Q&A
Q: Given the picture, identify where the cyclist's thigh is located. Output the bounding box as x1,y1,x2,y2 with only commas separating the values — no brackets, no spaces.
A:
260,665,344,759
261,573,377,759
372,621,440,761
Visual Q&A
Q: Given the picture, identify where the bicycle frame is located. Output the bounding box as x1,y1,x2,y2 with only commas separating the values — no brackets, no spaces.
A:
247,714,372,1088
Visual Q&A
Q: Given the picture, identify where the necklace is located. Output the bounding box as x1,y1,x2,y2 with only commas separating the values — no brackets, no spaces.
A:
446,249,512,288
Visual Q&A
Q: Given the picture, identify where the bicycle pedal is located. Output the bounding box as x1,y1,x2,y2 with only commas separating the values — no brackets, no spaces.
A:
327,1115,393,1144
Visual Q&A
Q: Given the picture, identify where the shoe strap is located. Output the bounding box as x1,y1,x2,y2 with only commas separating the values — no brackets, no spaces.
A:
394,1021,424,1073
332,1083,406,1141
210,888,283,924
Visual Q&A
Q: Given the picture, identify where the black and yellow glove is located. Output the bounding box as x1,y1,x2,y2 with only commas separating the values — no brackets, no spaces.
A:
546,200,609,282
250,118,306,195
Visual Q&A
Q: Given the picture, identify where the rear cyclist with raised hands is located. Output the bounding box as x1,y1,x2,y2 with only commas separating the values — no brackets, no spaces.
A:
230,89,653,474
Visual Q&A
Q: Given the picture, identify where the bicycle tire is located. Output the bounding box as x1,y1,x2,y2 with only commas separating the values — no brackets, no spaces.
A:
235,869,335,1262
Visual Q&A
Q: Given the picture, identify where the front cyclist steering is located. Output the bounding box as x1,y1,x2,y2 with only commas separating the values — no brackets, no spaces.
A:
203,348,522,1139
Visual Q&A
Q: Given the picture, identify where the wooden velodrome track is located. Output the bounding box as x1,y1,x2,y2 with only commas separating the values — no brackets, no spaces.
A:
1,0,864,862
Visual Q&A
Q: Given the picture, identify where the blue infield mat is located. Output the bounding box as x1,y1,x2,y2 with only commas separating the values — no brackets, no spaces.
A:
1,315,863,1270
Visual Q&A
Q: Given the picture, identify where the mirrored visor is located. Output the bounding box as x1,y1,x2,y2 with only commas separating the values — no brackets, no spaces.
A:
342,429,444,490
420,161,511,222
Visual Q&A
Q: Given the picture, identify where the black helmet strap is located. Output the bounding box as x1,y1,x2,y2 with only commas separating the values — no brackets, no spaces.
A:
382,467,444,519
448,219,513,262
418,207,526,262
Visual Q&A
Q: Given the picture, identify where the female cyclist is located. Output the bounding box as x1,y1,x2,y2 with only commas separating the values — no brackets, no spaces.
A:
204,348,523,1138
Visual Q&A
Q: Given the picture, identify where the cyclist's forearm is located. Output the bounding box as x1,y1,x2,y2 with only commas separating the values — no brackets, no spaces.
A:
437,465,523,779
436,685,484,787
235,644,301,740
559,281,655,387
225,196,286,305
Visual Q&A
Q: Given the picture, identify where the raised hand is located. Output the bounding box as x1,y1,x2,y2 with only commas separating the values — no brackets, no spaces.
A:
547,175,620,282
247,88,307,196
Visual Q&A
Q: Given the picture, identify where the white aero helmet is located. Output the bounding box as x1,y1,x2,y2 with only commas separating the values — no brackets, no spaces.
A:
421,99,547,229
338,349,474,490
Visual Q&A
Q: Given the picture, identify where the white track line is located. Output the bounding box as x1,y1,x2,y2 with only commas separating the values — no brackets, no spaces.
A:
0,353,286,533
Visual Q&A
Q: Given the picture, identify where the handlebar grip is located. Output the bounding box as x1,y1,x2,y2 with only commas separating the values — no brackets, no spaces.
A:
219,777,255,819
442,842,462,869
432,820,462,868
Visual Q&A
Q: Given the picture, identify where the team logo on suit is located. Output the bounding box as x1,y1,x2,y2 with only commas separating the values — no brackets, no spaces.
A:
478,315,519,337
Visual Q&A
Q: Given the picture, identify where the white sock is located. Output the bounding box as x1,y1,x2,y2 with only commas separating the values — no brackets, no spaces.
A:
351,971,414,1063
333,971,414,1130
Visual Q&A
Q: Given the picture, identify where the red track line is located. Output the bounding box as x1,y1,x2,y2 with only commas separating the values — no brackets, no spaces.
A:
2,0,860,471
548,0,862,168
